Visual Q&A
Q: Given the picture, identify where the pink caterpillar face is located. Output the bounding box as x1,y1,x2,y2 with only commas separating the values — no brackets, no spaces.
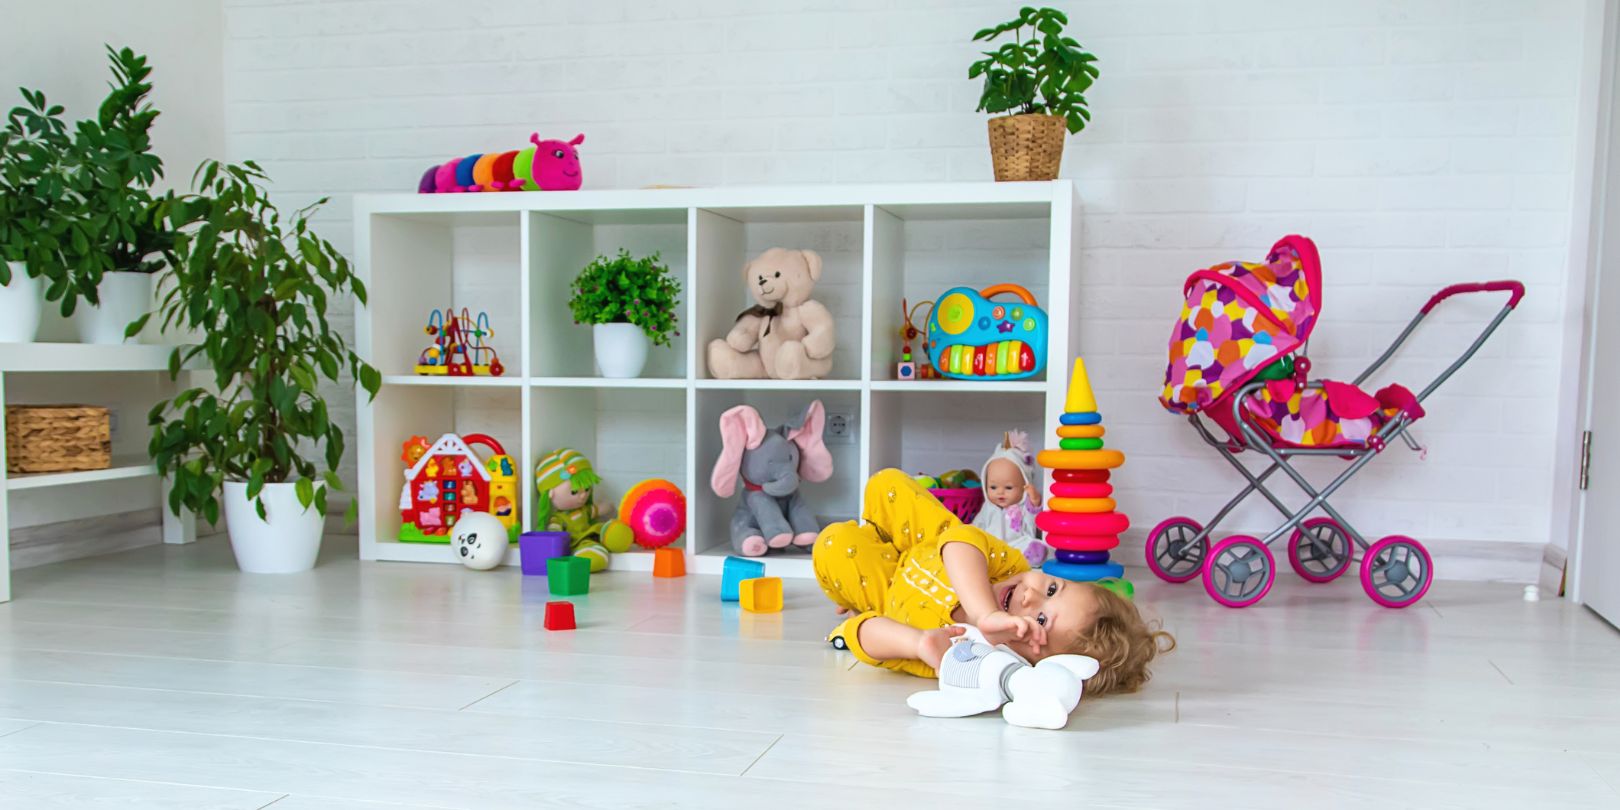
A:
530,133,584,191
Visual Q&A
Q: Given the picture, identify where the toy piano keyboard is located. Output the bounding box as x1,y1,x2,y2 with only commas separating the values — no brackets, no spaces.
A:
926,284,1048,381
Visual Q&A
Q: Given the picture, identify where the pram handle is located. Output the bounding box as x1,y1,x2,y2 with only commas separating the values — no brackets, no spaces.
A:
1421,280,1525,314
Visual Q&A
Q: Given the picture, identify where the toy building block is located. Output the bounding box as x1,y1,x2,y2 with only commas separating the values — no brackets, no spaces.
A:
547,555,591,596
896,361,916,380
543,601,576,631
652,547,686,578
720,556,766,602
740,576,783,613
519,531,571,576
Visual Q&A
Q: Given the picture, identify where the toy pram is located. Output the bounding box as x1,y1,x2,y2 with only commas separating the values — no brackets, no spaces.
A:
1151,235,1523,608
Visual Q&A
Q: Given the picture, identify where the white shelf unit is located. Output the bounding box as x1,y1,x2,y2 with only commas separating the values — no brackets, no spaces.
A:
0,342,199,602
354,182,1080,578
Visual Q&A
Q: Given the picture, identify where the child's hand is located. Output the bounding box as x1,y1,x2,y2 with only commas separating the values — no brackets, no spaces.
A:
916,625,967,669
1025,483,1041,507
978,610,1048,655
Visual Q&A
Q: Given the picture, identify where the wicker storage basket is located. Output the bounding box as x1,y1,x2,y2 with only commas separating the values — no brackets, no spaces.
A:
5,405,112,474
987,113,1067,181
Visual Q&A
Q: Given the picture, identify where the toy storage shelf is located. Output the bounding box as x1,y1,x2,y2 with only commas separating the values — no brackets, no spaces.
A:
354,182,1080,578
5,455,158,491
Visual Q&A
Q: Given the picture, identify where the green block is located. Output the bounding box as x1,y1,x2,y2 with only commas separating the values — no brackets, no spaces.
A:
547,555,591,596
1059,437,1104,450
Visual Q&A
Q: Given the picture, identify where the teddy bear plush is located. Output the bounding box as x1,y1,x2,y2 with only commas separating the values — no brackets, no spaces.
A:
707,248,836,380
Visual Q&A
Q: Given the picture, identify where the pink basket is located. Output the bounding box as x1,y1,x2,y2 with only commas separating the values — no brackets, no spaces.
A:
930,487,985,524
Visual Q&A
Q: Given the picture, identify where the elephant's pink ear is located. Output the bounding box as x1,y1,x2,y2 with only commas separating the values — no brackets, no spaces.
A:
711,406,766,497
801,249,823,282
787,400,833,483
569,133,585,146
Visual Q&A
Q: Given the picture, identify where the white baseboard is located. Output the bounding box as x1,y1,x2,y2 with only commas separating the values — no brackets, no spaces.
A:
10,508,162,570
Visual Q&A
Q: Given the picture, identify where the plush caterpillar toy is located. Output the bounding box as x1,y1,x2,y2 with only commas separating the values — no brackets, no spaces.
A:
418,133,584,193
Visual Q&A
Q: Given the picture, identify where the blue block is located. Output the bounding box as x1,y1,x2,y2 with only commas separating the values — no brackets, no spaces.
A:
1042,559,1124,582
721,556,766,602
1059,411,1102,425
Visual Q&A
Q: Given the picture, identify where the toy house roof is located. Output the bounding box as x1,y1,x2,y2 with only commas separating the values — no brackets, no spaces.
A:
404,433,491,483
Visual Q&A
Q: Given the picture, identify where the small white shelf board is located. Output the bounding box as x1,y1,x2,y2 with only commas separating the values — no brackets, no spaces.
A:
0,342,201,602
353,182,1081,578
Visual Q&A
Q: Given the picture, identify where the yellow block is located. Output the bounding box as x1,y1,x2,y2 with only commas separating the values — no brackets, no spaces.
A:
1064,357,1099,414
741,577,783,613
1037,448,1126,470
1056,424,1105,439
1048,497,1117,513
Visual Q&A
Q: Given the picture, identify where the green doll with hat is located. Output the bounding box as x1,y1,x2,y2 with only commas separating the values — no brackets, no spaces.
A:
534,448,634,572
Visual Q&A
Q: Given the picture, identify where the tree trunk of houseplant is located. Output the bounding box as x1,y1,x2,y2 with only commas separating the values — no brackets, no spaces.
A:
223,480,325,573
0,263,43,343
72,270,153,344
987,113,1067,182
594,322,650,378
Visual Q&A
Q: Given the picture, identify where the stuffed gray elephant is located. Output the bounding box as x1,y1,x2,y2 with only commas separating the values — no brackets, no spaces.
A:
709,400,834,557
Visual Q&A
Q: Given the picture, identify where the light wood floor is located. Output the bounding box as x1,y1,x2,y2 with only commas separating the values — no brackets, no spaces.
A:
1,536,1617,809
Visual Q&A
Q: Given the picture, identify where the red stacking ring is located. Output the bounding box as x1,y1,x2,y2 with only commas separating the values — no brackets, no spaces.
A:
1044,533,1121,552
1037,510,1130,536
1049,482,1113,499
1051,469,1110,484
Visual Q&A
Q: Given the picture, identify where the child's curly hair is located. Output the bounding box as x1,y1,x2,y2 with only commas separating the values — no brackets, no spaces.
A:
1063,584,1175,696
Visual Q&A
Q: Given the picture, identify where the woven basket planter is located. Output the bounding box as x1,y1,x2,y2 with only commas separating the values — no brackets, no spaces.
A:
987,113,1067,181
5,405,111,474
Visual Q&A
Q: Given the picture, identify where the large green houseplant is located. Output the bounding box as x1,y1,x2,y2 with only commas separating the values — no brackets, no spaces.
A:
0,88,73,342
568,249,681,378
142,160,381,573
969,6,1100,181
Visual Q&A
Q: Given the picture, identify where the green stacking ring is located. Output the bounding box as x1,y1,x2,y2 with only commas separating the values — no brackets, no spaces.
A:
1059,437,1104,451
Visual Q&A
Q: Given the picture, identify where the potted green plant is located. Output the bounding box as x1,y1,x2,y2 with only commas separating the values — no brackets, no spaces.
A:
568,249,681,378
141,160,381,573
59,47,175,344
969,6,1100,181
0,88,73,342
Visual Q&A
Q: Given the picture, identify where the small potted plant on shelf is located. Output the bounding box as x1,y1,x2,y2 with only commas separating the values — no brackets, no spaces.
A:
969,6,1100,181
0,87,74,342
140,160,381,574
58,47,176,344
568,249,681,378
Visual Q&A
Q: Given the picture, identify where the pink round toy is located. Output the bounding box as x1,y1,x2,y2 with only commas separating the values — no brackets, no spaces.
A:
618,479,686,549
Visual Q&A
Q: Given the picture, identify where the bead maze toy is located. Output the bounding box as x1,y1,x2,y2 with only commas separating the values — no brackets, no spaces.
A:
618,479,687,549
927,284,1048,381
896,298,939,380
418,133,584,193
415,308,506,377
1035,359,1132,589
399,433,519,542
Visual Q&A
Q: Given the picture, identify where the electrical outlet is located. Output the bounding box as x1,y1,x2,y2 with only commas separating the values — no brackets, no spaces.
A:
825,411,854,445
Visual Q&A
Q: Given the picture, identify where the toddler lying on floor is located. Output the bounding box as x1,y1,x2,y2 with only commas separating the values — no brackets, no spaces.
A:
815,469,1172,695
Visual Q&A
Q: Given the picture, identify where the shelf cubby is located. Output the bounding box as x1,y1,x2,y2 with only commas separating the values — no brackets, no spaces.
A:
355,183,1081,577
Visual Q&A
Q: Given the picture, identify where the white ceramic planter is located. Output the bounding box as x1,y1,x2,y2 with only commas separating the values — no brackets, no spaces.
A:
223,480,325,573
0,263,43,343
594,322,650,378
73,270,153,344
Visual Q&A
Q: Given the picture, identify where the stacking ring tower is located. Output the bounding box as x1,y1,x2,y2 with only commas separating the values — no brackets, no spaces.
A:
1035,359,1131,585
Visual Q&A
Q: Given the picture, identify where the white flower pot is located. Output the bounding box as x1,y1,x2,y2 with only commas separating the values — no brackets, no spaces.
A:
73,271,153,344
594,322,650,378
223,480,325,574
0,263,43,343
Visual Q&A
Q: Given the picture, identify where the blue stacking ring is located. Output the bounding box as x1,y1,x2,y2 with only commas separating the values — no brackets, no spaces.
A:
1059,412,1102,425
1055,549,1111,565
1042,559,1125,582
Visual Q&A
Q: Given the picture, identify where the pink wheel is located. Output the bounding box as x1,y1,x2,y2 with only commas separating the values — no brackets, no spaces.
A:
1359,535,1433,608
1287,517,1354,583
1145,516,1206,583
1201,535,1276,608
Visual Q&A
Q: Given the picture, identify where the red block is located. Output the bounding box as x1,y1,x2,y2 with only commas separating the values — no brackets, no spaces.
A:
544,601,576,631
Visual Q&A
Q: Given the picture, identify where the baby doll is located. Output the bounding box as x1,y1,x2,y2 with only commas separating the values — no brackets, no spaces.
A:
971,430,1048,565
534,448,633,572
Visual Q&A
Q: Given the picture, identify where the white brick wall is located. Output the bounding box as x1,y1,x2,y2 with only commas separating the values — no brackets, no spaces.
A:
222,0,1588,550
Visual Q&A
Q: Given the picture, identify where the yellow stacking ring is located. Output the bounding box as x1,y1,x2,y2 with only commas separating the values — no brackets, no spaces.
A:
1056,424,1105,439
1037,448,1126,470
1048,497,1117,513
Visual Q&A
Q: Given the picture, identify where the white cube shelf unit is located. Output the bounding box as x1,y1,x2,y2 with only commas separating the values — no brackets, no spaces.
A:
354,181,1080,579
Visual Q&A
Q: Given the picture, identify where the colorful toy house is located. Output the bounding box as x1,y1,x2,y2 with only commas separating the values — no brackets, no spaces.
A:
398,433,518,542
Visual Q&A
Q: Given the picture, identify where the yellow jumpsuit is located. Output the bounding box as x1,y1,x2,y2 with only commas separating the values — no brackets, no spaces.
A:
814,468,1029,678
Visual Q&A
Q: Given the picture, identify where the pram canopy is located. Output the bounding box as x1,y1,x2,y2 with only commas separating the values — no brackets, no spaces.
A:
1160,235,1322,416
